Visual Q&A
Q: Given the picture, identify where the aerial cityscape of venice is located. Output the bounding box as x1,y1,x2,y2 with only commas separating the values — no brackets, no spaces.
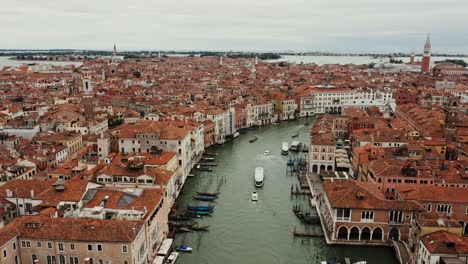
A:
0,1,467,264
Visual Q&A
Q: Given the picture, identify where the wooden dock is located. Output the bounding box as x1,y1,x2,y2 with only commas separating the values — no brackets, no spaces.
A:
298,174,309,188
290,184,311,195
293,226,324,238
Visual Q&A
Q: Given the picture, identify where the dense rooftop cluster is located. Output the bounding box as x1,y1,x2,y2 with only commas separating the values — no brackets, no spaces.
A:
0,54,466,263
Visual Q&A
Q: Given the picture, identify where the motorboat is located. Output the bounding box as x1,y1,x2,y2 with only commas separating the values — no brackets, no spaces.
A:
264,150,270,156
254,167,264,187
175,245,192,252
193,196,217,201
196,165,212,172
196,191,220,197
281,142,289,155
291,132,299,138
251,191,258,201
290,141,301,151
186,205,215,211
249,135,258,143
165,252,179,264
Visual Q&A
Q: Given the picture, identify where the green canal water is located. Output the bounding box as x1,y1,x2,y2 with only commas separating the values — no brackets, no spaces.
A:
174,118,398,264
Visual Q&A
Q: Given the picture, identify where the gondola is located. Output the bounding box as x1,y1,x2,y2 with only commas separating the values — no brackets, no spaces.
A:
196,191,220,197
188,225,210,231
291,133,299,138
169,213,192,221
193,196,218,201
249,136,258,143
187,205,215,211
168,221,196,228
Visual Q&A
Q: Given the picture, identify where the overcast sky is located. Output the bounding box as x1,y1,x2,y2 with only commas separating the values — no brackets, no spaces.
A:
2,0,468,53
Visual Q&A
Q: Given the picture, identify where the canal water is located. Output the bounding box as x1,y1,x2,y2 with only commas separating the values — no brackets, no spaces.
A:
174,118,397,264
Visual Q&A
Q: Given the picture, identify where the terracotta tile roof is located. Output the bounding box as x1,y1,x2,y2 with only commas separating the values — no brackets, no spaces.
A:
17,215,144,242
421,230,468,254
35,179,90,207
323,180,421,211
396,185,468,203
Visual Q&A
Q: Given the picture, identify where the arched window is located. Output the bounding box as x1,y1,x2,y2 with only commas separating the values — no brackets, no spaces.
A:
59,255,66,264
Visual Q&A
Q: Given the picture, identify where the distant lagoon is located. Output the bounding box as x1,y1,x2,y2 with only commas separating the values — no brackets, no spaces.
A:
0,54,466,68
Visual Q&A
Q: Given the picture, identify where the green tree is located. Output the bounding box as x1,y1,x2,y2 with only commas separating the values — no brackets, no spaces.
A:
133,71,141,78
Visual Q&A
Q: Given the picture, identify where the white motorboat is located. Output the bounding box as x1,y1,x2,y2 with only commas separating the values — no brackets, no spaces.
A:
251,191,258,201
254,167,264,187
264,150,270,156
290,141,301,151
165,252,179,264
281,142,289,155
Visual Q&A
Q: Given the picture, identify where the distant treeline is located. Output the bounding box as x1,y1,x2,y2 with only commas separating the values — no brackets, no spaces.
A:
200,52,281,60
435,59,468,67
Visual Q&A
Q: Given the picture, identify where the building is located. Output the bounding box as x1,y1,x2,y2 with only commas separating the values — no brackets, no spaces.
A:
416,230,468,264
421,34,432,74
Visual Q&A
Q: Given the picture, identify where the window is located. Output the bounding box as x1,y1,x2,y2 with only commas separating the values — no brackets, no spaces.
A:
389,210,403,224
69,257,79,264
70,243,75,250
47,242,52,249
122,245,128,253
427,203,432,212
97,244,103,252
436,204,452,214
13,242,16,250
32,255,37,262
336,208,351,221
47,256,51,264
361,210,374,221
88,244,93,251
58,243,64,251
3,250,6,258
59,255,66,264
37,242,42,248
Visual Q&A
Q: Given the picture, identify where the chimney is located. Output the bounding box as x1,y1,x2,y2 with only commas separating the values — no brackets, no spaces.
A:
31,189,35,199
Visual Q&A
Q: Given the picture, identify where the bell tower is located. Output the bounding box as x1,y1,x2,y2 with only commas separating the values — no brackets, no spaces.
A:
421,33,431,74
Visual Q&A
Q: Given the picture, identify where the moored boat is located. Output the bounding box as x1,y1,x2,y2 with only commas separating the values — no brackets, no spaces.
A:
165,252,179,264
188,225,210,231
196,191,220,197
186,205,215,211
291,133,299,138
193,196,218,201
196,165,212,171
264,150,270,156
249,135,258,143
175,245,193,252
290,141,301,151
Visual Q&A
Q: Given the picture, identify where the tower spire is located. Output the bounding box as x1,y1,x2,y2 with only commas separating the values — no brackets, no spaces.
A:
113,44,117,57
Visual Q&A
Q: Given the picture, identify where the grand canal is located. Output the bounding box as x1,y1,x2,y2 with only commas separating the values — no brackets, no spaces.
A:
174,118,397,264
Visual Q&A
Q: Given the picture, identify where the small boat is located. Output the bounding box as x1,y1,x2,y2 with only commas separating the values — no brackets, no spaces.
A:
290,141,301,151
187,205,215,211
264,150,270,156
175,246,192,252
169,213,193,221
305,122,310,126
249,136,258,143
291,133,299,138
251,191,258,201
187,174,195,177
196,191,220,197
196,165,212,171
281,142,289,155
177,227,192,232
254,167,264,187
188,225,210,231
193,196,217,201
193,210,212,216
202,157,214,161
165,252,179,264
168,221,196,228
